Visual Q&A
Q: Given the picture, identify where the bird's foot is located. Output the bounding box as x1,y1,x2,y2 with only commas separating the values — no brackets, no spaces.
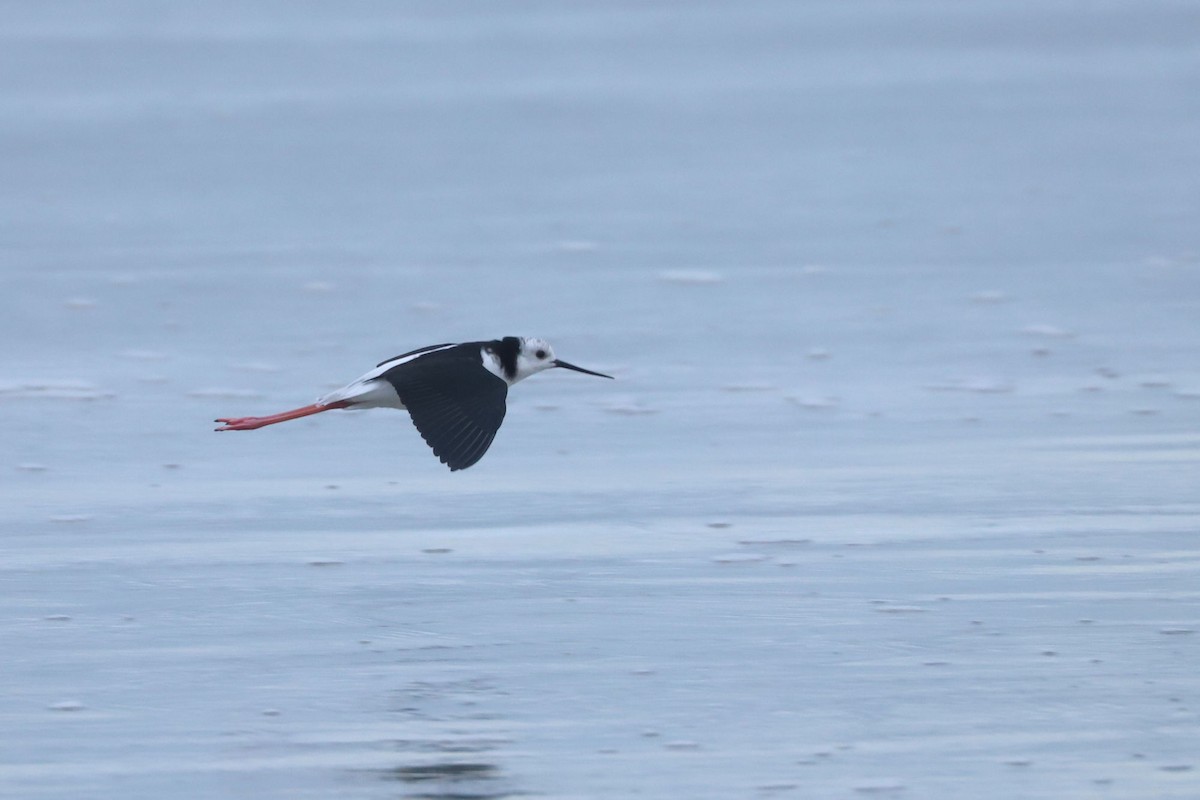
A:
214,416,270,431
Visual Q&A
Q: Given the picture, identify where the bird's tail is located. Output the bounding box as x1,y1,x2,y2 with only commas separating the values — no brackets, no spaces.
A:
315,377,402,409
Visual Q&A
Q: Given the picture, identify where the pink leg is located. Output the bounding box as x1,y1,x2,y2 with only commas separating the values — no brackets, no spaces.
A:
215,400,351,431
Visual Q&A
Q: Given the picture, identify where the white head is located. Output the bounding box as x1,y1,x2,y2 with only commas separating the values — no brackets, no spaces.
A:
490,336,614,385
513,337,559,382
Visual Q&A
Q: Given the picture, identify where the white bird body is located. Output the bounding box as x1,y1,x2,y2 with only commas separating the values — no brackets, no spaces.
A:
314,344,458,409
216,336,612,471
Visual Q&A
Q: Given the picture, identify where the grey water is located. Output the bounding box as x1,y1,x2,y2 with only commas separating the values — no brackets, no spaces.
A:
2,2,1199,798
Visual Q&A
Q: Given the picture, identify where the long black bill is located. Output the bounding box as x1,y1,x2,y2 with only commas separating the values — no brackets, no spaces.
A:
553,359,614,379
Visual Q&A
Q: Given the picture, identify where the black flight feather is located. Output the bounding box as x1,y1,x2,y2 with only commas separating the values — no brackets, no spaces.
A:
380,348,508,471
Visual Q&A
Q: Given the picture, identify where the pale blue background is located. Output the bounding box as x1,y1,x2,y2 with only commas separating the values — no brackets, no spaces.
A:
2,2,1199,798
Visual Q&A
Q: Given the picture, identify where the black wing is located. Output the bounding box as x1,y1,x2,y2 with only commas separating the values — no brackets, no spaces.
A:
383,355,508,471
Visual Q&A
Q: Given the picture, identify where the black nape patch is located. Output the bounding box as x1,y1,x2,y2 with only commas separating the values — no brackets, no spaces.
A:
489,336,521,381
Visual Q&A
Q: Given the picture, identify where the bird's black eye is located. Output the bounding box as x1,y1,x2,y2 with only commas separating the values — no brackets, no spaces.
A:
535,349,547,359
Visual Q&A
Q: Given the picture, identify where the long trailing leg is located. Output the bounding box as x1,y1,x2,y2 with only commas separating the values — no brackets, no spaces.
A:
215,400,351,431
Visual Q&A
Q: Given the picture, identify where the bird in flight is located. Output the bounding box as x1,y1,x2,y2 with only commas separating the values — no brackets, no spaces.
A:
215,336,613,471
